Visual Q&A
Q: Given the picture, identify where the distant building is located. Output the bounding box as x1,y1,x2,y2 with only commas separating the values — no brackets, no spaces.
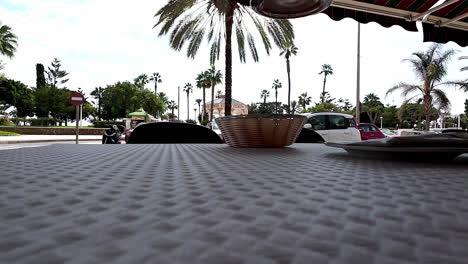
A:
205,96,248,119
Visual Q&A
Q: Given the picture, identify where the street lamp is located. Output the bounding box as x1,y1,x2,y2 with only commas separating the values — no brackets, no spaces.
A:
380,116,383,128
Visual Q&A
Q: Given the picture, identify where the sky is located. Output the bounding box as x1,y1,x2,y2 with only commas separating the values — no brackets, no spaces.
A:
1,0,467,119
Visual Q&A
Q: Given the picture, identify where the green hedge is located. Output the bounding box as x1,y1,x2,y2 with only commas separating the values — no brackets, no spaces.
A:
92,120,125,128
29,117,59,127
0,116,14,126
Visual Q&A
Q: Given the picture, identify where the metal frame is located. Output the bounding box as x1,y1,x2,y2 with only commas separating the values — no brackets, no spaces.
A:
331,0,468,31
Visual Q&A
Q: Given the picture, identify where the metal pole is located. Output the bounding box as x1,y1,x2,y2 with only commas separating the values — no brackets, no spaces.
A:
458,114,461,128
356,23,361,124
177,86,180,121
79,104,83,127
75,105,79,144
380,116,383,128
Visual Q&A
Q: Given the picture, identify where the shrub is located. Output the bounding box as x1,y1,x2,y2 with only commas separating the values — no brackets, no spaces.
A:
10,118,26,125
92,120,125,128
200,120,209,126
30,117,59,127
185,119,197,124
0,116,14,126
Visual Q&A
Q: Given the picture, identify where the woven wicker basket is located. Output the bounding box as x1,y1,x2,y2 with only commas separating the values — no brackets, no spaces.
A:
215,114,307,148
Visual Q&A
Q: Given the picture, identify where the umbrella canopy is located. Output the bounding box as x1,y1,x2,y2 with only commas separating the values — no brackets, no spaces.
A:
128,108,155,119
322,0,467,47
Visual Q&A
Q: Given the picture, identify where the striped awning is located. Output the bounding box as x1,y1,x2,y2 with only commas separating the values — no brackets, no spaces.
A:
322,0,468,46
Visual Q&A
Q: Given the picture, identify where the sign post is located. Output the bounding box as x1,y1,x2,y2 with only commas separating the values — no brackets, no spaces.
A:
70,92,85,144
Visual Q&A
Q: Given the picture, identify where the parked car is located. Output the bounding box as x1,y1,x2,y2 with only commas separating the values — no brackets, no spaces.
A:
358,123,386,140
207,121,223,140
302,112,361,142
380,128,398,138
124,122,146,143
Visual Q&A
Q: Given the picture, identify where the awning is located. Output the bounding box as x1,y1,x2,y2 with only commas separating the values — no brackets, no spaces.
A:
322,0,468,47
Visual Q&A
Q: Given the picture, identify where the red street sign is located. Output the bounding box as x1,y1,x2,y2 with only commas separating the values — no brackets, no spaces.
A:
70,92,85,106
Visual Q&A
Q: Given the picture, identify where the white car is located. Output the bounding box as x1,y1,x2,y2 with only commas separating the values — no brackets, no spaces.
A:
302,112,361,142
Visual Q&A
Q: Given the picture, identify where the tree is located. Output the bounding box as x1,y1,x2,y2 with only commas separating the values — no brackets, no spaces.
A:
216,90,224,99
271,79,282,114
195,99,202,117
260,89,270,104
387,44,466,131
183,83,193,121
154,1,294,116
319,64,333,103
46,58,69,89
36,64,46,90
0,23,18,58
290,100,300,114
465,99,468,116
90,87,104,120
167,100,177,121
337,98,353,112
206,65,223,121
280,41,298,113
298,92,311,110
0,78,34,120
196,71,210,121
134,74,149,89
319,91,334,104
362,93,384,124
149,72,162,94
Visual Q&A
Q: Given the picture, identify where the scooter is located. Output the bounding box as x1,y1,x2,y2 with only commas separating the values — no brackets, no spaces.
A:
102,125,124,144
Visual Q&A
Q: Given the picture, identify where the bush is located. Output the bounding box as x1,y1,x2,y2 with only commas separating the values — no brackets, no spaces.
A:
10,117,26,125
92,120,125,128
29,117,59,127
200,120,209,126
185,119,197,124
0,116,14,126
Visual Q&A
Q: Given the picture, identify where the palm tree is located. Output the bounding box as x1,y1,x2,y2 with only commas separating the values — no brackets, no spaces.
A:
290,100,300,114
260,89,270,104
167,100,177,121
271,79,282,114
386,44,466,131
206,65,223,121
183,83,193,121
154,1,294,116
195,99,202,119
0,23,18,58
216,90,224,99
134,73,149,89
298,92,311,110
280,41,298,113
460,56,467,72
90,87,104,120
319,64,334,103
196,71,210,121
149,72,162,94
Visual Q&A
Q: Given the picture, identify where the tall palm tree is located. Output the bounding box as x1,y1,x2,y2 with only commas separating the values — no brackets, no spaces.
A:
149,72,162,94
196,71,210,121
271,79,282,114
90,87,104,120
206,65,223,121
260,89,270,103
298,92,311,110
387,44,466,131
0,23,18,58
319,64,333,103
280,41,298,113
183,83,193,121
134,73,149,89
195,98,202,120
167,100,177,121
154,1,294,116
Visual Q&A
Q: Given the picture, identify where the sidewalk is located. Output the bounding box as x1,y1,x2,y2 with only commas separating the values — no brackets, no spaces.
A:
0,135,102,144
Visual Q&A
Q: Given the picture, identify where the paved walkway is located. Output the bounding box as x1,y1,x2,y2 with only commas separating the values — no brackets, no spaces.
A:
0,135,102,144
1,144,467,264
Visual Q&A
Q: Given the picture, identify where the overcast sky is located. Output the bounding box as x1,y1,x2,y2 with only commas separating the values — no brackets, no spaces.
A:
1,0,467,117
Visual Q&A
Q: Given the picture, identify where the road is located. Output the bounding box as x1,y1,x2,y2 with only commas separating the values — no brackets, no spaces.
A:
0,141,102,151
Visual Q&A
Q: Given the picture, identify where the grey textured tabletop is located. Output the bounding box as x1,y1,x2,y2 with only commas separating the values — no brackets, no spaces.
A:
1,144,468,264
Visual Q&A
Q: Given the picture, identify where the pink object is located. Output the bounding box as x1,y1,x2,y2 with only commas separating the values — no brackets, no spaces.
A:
358,123,386,141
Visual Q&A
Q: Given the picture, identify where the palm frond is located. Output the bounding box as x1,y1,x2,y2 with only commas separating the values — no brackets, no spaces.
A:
431,88,451,110
386,82,422,98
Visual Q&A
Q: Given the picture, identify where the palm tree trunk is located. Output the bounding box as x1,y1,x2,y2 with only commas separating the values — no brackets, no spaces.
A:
322,75,327,103
210,82,215,121
187,93,190,121
423,94,432,131
287,58,291,114
264,97,266,104
275,90,278,114
155,83,158,95
202,88,206,121
224,4,234,116
198,103,201,119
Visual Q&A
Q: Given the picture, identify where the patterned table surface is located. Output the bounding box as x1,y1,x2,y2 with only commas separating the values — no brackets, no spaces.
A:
1,144,468,264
